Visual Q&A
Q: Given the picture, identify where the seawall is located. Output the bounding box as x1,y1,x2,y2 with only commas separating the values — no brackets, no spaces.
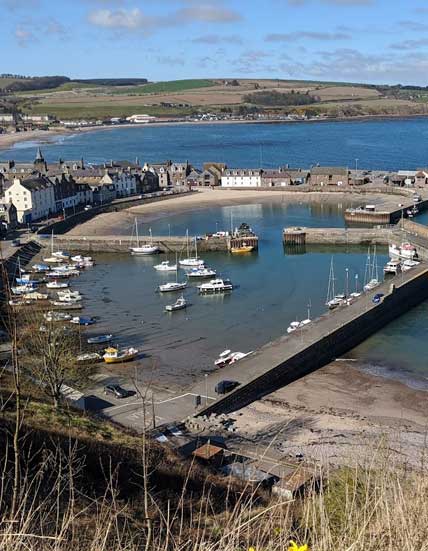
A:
197,264,428,416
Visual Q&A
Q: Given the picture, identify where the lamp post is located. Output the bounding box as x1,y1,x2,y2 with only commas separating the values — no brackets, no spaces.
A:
204,373,208,406
355,158,359,172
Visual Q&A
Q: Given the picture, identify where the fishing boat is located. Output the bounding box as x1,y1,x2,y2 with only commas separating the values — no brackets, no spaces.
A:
363,246,380,292
187,267,216,278
130,219,160,255
179,231,205,267
103,346,139,364
230,242,254,254
165,295,187,312
76,352,102,365
46,280,69,289
44,311,72,322
389,242,417,260
198,278,233,294
214,349,252,368
383,259,401,275
402,259,420,271
154,260,177,272
70,316,96,326
87,334,113,345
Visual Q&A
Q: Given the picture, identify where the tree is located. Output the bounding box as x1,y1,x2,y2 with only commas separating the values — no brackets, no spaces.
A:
20,317,81,409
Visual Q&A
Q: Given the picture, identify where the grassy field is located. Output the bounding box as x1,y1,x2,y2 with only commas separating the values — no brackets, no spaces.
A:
113,79,216,95
0,77,32,90
24,102,194,119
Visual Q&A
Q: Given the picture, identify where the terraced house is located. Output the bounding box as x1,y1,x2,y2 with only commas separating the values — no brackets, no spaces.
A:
5,176,55,223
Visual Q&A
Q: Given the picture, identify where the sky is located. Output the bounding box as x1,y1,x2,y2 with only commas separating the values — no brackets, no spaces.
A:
2,0,428,85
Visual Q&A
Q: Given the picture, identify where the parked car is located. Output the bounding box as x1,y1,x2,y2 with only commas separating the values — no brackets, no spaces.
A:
11,239,21,247
104,384,129,399
372,293,384,304
215,380,240,395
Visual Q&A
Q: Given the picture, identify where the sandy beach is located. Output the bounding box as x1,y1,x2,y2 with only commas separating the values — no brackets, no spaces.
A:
67,187,381,236
228,360,428,467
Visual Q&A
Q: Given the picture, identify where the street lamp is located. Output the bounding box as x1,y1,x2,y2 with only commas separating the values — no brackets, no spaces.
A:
355,158,359,172
204,373,208,406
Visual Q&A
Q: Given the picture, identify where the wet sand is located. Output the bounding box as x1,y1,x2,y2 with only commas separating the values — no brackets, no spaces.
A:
229,361,428,467
67,188,382,236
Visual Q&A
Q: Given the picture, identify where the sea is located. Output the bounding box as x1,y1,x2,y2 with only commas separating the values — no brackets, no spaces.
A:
2,119,428,389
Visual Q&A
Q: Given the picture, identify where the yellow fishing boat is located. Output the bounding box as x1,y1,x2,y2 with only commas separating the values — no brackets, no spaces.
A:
103,346,139,364
230,243,254,254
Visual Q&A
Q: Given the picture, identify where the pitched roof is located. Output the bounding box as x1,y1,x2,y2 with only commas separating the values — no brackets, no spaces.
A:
311,166,348,176
20,176,51,191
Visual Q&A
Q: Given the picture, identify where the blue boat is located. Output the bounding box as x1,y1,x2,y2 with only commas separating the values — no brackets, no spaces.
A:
32,263,50,273
70,316,96,326
87,334,113,344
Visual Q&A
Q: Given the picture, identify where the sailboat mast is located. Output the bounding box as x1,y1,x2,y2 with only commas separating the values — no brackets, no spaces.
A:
373,245,378,280
364,246,371,286
186,229,189,258
195,236,198,260
135,218,139,248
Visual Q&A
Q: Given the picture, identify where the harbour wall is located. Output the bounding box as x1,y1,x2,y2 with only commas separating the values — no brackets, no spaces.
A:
283,227,394,246
44,235,229,253
197,265,428,416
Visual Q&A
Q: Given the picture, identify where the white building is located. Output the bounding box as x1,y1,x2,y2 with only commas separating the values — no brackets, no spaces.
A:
4,177,55,223
98,171,137,197
0,114,14,123
221,169,263,188
126,114,156,124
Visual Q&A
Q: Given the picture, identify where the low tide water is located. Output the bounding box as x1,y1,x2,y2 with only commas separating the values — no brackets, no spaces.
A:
67,199,428,390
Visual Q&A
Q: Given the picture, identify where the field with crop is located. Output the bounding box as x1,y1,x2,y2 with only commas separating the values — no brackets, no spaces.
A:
114,79,216,95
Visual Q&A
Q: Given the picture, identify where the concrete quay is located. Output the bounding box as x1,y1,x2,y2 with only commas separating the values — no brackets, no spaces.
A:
283,226,394,246
344,197,428,224
40,235,229,254
194,263,428,417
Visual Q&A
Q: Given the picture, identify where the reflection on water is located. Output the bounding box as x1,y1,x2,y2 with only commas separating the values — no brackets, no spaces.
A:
68,201,428,389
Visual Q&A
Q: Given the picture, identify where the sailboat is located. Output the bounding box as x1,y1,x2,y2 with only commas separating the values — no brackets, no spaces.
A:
363,245,380,292
43,231,65,263
326,257,345,310
159,255,187,292
15,257,37,285
154,260,177,272
130,219,160,255
179,230,205,267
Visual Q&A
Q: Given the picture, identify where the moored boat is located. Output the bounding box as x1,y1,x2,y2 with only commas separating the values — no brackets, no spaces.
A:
87,334,113,345
44,311,72,322
214,349,252,367
187,267,216,278
76,352,102,365
179,231,204,267
154,260,177,272
70,316,96,326
230,242,254,254
198,278,233,294
383,259,401,275
165,295,187,312
103,346,139,363
402,259,420,271
46,280,69,289
130,221,160,255
159,281,187,292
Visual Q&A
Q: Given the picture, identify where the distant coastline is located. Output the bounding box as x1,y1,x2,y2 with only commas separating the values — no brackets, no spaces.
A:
3,112,428,153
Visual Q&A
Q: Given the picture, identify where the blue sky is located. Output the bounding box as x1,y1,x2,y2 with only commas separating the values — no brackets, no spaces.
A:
2,0,428,85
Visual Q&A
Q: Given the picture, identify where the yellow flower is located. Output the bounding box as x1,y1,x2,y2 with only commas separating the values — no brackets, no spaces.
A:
288,541,309,551
248,547,256,551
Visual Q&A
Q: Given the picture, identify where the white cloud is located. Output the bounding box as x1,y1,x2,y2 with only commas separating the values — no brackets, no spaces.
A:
15,25,37,47
87,8,146,29
265,31,351,42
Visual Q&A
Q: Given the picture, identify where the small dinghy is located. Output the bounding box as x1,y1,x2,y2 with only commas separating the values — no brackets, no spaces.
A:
87,334,113,345
76,352,102,365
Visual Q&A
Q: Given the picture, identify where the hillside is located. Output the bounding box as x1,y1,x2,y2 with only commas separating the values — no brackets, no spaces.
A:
8,77,428,121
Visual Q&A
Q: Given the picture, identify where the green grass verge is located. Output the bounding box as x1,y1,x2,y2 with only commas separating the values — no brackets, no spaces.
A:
113,79,216,95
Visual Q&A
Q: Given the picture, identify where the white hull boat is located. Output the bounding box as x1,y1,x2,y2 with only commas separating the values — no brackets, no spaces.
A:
402,259,420,271
46,281,69,289
187,267,216,278
159,281,187,292
363,279,379,292
198,278,233,294
165,295,187,311
180,231,204,267
130,220,160,255
154,261,177,272
383,259,401,275
214,349,252,367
